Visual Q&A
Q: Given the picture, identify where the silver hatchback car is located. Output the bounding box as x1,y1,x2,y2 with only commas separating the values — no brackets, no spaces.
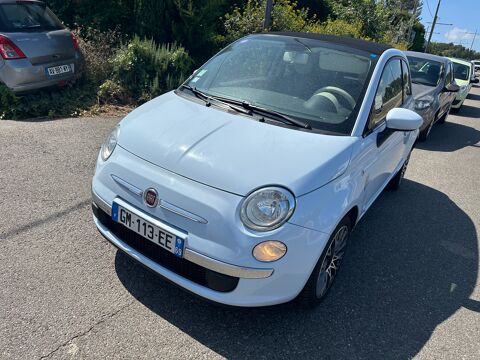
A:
0,0,84,93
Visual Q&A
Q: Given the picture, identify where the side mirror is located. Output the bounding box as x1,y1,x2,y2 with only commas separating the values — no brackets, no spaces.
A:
386,108,423,131
444,83,460,92
471,78,479,84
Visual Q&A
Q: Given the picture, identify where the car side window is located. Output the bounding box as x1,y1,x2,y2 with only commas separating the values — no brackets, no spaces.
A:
401,60,412,97
368,59,403,130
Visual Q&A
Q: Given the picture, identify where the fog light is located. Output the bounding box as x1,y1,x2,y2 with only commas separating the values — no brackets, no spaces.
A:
252,241,287,262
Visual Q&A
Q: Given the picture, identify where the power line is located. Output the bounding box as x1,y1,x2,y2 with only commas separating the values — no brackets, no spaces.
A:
426,0,434,18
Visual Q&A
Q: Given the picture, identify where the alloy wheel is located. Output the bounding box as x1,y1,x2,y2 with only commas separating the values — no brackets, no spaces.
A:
316,225,349,298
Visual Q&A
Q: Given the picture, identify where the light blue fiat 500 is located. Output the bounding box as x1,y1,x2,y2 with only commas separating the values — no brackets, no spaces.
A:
92,33,422,307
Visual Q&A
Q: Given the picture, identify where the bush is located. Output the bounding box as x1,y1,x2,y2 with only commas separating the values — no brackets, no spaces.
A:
76,26,123,85
0,82,96,120
0,84,19,119
97,79,129,105
107,37,193,103
221,0,320,43
315,19,363,38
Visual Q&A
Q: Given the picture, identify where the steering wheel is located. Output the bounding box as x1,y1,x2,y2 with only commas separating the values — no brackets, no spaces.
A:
313,86,356,110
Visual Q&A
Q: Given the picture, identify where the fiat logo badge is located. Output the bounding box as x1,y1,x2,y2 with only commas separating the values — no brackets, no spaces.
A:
144,188,158,207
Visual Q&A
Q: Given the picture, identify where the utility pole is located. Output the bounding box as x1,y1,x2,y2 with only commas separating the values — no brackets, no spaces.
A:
425,0,441,53
471,29,478,50
264,0,273,30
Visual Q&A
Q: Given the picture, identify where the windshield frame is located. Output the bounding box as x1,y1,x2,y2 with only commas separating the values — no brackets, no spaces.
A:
177,34,378,136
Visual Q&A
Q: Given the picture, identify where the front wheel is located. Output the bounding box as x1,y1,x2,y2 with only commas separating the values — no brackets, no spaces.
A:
437,108,450,124
298,216,351,307
386,152,411,191
418,119,434,142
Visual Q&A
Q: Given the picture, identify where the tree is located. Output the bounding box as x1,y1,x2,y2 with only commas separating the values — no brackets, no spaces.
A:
221,0,320,43
428,42,480,60
409,22,425,51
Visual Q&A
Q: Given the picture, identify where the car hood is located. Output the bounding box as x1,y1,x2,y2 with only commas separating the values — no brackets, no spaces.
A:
411,82,437,100
117,92,356,196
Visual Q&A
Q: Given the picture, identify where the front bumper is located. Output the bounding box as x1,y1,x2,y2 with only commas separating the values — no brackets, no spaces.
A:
451,90,469,109
92,191,273,280
92,145,330,306
0,52,84,93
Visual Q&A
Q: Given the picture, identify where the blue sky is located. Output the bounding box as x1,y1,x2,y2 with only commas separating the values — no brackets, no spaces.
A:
420,0,480,51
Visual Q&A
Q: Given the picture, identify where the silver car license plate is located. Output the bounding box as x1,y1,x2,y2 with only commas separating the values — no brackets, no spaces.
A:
46,64,72,76
112,202,185,258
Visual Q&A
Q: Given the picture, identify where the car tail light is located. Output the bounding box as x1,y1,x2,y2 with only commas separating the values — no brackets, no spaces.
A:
70,32,80,50
0,35,26,59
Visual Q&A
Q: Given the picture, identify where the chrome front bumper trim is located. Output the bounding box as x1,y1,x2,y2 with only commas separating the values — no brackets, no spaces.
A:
92,191,273,279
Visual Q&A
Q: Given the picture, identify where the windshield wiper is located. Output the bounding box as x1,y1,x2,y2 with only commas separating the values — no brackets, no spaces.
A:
179,85,251,115
209,95,312,130
180,85,312,130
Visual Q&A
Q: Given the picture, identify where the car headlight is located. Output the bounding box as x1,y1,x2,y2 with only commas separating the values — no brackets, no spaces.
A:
240,187,295,231
100,125,120,161
415,99,432,110
459,85,467,93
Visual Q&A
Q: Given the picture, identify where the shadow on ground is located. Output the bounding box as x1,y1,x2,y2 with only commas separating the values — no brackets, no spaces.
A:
115,180,478,359
467,92,480,102
453,104,480,119
416,121,480,152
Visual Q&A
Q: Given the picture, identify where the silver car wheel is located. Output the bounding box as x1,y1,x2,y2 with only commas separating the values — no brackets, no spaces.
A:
316,225,349,298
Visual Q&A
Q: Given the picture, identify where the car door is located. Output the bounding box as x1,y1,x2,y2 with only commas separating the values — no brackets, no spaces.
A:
438,61,455,116
360,58,410,211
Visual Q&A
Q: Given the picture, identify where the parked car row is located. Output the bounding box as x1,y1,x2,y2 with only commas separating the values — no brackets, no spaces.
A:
0,3,473,307
405,51,479,141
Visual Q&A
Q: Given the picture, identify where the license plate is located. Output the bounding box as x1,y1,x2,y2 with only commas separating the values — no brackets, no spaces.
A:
45,64,72,76
112,202,185,258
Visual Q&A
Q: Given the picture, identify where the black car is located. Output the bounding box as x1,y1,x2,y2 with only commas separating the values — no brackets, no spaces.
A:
405,51,459,141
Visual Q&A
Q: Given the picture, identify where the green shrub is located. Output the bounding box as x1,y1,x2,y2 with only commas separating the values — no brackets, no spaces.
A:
76,26,123,85
97,79,129,104
0,82,96,120
108,37,193,103
0,84,19,119
315,19,363,38
221,0,320,44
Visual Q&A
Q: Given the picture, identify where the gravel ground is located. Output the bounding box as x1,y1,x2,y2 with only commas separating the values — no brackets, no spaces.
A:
1,87,479,360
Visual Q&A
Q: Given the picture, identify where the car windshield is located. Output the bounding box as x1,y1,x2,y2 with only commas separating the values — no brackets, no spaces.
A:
0,3,64,32
182,35,373,135
407,56,443,86
453,62,470,81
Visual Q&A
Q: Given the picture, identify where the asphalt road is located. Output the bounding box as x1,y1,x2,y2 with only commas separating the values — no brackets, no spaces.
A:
1,87,480,360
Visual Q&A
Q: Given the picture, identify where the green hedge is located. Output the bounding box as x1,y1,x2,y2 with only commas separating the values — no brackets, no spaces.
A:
105,37,193,103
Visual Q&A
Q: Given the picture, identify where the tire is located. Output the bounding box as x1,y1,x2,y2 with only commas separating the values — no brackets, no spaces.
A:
437,108,450,124
450,106,460,114
418,119,434,142
386,151,411,191
297,216,352,307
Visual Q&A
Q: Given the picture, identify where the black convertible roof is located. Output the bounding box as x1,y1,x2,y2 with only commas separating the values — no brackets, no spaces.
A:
265,32,392,56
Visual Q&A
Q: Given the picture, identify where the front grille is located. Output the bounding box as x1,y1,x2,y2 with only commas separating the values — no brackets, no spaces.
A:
93,205,239,293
